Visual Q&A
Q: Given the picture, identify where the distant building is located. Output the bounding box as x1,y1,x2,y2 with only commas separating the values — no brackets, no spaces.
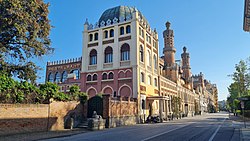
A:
244,0,250,32
46,6,218,120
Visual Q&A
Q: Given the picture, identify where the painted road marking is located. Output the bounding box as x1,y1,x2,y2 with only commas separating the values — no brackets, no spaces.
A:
141,124,191,141
208,118,226,141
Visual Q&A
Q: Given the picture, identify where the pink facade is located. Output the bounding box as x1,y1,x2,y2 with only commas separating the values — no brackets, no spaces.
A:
80,68,133,98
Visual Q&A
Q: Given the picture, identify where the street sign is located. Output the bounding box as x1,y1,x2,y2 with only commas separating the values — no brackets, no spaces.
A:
241,101,245,109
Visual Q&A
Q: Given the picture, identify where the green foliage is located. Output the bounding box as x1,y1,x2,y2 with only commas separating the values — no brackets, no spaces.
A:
54,92,70,101
0,0,53,83
78,92,88,104
39,82,59,103
227,59,250,113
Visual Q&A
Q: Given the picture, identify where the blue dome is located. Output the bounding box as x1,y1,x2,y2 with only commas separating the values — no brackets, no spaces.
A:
98,6,135,24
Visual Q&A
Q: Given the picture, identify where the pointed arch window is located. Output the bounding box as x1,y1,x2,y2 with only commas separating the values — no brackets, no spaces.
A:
102,73,107,80
93,74,98,81
140,45,144,62
120,27,124,35
147,50,152,66
71,69,80,79
110,29,114,37
121,43,130,61
141,72,145,83
89,34,93,42
154,55,157,69
89,49,97,65
48,73,54,82
87,74,92,81
94,33,98,40
104,30,108,38
154,78,158,87
126,25,131,33
61,71,67,82
108,72,114,79
104,46,113,63
55,72,61,83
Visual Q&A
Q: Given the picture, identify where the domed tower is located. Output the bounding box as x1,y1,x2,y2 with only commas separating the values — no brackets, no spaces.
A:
163,21,177,82
181,46,193,89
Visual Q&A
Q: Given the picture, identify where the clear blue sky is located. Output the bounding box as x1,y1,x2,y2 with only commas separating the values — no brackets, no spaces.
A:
38,0,250,101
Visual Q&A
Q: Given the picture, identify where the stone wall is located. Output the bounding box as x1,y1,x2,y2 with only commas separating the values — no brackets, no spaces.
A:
103,94,138,128
0,101,83,136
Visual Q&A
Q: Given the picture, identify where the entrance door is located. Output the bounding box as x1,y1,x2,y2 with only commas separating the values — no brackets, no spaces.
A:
87,96,103,118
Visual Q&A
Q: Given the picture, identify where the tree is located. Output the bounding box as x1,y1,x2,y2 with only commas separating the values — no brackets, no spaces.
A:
39,82,59,103
230,60,250,96
69,85,80,100
0,0,53,83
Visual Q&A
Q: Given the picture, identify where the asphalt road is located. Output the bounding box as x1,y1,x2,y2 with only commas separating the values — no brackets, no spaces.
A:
44,112,240,141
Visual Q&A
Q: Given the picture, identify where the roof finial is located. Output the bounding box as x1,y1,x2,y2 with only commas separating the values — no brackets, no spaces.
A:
183,46,187,53
84,18,89,25
166,21,171,30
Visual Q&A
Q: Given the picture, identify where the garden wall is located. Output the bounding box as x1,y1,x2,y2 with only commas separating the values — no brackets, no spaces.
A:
0,101,83,136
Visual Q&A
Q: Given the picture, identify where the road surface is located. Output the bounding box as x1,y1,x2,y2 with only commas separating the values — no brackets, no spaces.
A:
44,112,240,141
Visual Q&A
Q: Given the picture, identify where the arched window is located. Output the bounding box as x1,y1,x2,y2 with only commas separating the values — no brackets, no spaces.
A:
140,45,144,62
110,29,114,37
89,34,93,42
61,71,67,82
71,69,80,79
104,46,113,63
48,73,54,82
126,25,131,33
94,33,98,40
154,55,157,69
120,27,124,35
142,30,144,38
148,75,151,85
121,43,130,61
104,30,108,38
93,74,97,81
154,78,157,87
147,50,151,66
89,49,97,65
108,72,114,79
102,73,107,80
141,72,144,83
87,74,91,81
55,72,61,83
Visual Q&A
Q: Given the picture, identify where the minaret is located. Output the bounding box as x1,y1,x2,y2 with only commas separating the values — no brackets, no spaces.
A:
163,21,177,82
181,47,193,89
181,47,191,80
163,22,176,65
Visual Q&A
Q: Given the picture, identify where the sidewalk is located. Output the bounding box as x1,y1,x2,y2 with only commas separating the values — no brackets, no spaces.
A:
0,128,88,141
229,113,250,141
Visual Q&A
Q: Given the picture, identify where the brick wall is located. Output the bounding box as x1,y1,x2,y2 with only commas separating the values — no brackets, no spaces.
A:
102,94,139,127
0,101,83,136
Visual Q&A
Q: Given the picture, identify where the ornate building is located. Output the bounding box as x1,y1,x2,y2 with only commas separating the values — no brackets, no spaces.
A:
46,6,218,121
244,0,250,32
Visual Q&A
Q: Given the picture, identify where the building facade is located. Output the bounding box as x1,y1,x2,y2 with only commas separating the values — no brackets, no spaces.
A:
244,0,250,32
46,6,218,121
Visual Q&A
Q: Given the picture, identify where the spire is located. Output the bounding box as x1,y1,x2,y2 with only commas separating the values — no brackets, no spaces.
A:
84,18,89,25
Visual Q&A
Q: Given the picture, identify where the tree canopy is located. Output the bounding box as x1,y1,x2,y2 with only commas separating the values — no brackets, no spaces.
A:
0,0,53,83
227,59,250,112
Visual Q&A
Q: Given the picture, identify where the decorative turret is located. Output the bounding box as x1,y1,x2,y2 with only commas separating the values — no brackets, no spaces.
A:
181,46,193,89
163,21,176,65
163,21,177,82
